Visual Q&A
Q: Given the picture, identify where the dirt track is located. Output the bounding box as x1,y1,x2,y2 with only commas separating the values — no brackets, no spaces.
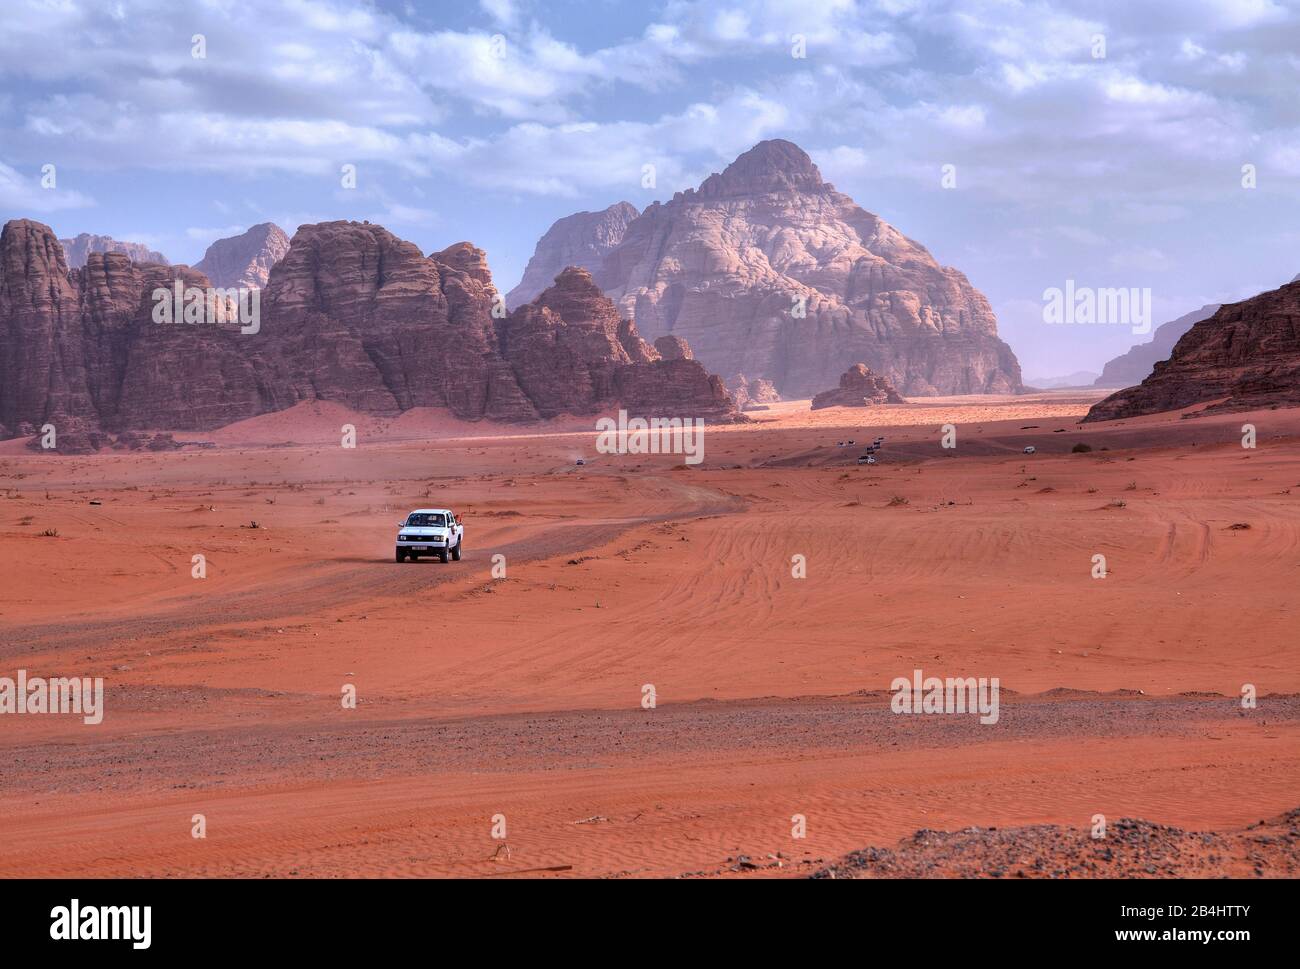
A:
2,393,1299,877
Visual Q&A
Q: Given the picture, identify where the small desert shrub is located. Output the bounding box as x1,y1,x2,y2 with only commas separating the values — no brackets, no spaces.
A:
1072,443,1092,453
887,495,909,506
41,528,59,537
1107,499,1127,509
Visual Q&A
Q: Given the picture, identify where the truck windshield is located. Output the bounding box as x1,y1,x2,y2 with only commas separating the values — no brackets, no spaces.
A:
406,513,446,527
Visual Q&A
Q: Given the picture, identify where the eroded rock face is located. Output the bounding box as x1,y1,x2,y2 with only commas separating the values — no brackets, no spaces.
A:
59,233,169,268
810,363,906,409
1094,304,1220,388
0,219,740,447
194,223,290,289
1084,280,1300,421
2,219,231,450
596,139,1022,398
498,267,739,422
506,202,639,309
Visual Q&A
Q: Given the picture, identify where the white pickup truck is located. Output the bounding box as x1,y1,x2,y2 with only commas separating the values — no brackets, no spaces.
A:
395,508,463,563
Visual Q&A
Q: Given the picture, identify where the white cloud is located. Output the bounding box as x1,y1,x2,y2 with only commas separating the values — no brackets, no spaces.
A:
0,161,94,213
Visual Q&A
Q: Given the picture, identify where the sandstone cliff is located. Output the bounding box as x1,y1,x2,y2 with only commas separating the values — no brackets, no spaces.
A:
1084,280,1300,421
593,140,1021,398
0,219,739,449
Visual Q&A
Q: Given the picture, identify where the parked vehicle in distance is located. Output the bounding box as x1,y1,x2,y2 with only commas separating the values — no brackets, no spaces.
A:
395,508,463,563
1023,446,1037,454
857,454,876,465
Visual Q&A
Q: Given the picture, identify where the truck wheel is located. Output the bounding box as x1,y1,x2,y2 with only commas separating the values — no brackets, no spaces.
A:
451,539,462,561
395,548,406,563
439,549,449,563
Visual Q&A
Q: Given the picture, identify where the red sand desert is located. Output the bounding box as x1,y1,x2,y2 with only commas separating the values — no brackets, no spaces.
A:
1,391,1297,878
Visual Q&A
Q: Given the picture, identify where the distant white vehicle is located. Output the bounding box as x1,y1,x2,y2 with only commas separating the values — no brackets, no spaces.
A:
1023,446,1037,454
857,454,876,465
395,508,463,563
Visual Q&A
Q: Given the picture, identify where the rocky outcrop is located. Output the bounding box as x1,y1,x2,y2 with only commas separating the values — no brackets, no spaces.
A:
194,223,290,289
497,267,739,422
59,233,168,268
1094,304,1220,388
506,202,639,309
654,335,693,361
1084,280,1300,422
0,219,741,448
727,373,781,410
594,140,1022,398
810,363,906,410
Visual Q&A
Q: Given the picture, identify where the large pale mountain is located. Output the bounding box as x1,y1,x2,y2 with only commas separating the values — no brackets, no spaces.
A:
59,232,168,268
0,218,737,450
548,139,1022,398
194,222,290,289
505,202,639,309
1084,279,1300,421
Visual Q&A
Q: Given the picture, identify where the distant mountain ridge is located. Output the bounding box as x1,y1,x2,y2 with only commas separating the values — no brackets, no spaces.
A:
58,232,168,268
1093,304,1220,388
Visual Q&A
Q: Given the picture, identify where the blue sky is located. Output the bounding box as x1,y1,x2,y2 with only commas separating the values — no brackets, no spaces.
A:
2,0,1299,377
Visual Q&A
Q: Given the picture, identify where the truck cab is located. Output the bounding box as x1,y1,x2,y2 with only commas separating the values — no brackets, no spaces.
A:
395,508,464,563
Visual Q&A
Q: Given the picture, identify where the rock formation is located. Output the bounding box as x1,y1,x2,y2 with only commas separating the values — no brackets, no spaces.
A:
0,218,740,450
1093,303,1220,388
1084,280,1300,422
727,373,781,411
654,335,693,361
59,232,168,268
194,223,290,289
810,363,906,410
592,139,1021,398
496,267,738,422
506,202,639,309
